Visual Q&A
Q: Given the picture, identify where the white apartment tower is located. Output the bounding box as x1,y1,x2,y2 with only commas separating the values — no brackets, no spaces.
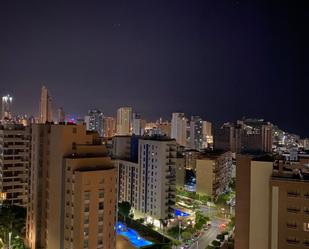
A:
171,113,187,147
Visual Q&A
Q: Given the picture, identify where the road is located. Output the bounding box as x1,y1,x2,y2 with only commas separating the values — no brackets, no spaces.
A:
189,217,228,249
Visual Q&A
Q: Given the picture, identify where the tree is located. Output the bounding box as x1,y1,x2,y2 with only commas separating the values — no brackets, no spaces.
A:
181,231,192,241
0,205,27,249
194,211,209,230
118,201,131,224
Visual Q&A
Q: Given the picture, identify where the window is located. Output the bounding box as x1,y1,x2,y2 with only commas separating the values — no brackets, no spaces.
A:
99,190,104,199
99,213,103,222
84,191,90,201
84,204,89,213
83,239,88,248
99,202,104,210
304,223,309,232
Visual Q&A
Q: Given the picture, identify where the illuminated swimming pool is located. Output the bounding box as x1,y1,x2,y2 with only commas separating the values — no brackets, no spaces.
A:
174,209,190,217
116,222,153,248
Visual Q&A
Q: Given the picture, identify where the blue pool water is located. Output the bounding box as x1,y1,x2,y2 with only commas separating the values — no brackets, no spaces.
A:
174,209,190,217
116,222,153,248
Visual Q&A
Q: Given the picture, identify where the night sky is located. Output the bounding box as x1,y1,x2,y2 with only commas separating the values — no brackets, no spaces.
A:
0,1,308,136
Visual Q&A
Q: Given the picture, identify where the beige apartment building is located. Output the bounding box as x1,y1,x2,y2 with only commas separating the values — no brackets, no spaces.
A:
0,124,30,207
235,155,273,249
196,151,232,199
26,124,116,249
269,155,309,249
235,153,309,249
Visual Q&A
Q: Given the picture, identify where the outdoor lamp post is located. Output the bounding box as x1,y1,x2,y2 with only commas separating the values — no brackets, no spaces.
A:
8,232,12,249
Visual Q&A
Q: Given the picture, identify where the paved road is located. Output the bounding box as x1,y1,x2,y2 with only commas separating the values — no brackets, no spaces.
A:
189,217,228,249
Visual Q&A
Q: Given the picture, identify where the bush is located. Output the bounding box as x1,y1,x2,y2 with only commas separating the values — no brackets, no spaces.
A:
216,234,224,241
181,231,192,241
212,240,221,247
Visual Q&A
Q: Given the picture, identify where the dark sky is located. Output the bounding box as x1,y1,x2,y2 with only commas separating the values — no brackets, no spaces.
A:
0,0,308,137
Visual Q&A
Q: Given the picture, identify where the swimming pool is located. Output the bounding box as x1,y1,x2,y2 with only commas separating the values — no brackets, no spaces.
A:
174,209,190,217
116,222,153,248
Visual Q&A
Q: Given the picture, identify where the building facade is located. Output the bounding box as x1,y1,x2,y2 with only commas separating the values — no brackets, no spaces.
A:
1,94,13,121
39,86,53,123
214,119,273,154
116,107,132,135
26,124,117,249
0,124,30,207
196,151,232,199
85,109,104,137
116,136,177,223
189,116,203,150
171,113,187,147
235,155,275,249
103,117,116,138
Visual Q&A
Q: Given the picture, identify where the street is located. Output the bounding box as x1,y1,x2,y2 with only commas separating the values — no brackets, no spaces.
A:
189,217,228,249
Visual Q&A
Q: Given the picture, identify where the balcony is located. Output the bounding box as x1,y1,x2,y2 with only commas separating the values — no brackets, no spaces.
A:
286,223,297,229
286,239,299,245
166,188,175,193
287,192,300,198
287,207,301,213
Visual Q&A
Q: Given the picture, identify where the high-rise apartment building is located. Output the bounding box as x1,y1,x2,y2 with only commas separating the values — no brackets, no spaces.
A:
189,116,203,150
132,113,145,135
57,107,65,123
1,94,13,121
103,117,116,138
202,121,213,148
235,155,274,249
269,154,309,249
196,151,232,199
85,109,104,137
0,124,30,207
235,153,309,249
214,119,273,153
144,121,171,137
39,86,53,123
116,107,132,135
171,112,187,147
116,136,177,223
26,124,117,249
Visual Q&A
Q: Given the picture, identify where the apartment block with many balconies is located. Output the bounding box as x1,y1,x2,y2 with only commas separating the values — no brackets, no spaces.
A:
26,124,117,249
0,123,30,207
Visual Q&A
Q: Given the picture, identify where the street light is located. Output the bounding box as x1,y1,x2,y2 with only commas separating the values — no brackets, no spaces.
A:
8,232,11,249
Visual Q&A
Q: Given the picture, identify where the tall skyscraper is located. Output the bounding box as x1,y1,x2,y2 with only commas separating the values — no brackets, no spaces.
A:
57,107,65,123
85,109,104,137
26,124,117,249
116,107,132,135
132,113,145,135
1,94,13,121
171,112,187,147
189,116,203,150
0,124,30,207
39,86,53,123
103,117,116,138
202,120,213,148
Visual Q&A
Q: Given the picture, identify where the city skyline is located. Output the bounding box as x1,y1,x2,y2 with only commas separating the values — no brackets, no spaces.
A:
0,1,308,137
